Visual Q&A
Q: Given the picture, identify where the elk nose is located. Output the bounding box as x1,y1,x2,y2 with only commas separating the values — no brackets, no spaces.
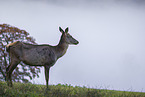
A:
75,40,79,45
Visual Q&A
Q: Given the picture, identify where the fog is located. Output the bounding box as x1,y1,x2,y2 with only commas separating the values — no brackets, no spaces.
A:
0,0,145,92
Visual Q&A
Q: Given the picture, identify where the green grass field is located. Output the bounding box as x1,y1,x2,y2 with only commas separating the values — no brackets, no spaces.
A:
0,81,145,97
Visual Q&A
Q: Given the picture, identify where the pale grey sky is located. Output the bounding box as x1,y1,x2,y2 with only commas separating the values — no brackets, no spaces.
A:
0,0,145,92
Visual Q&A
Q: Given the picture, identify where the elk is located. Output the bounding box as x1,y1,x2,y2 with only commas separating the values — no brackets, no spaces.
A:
6,27,79,88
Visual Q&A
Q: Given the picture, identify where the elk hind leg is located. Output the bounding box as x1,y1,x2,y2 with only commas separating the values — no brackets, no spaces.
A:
6,59,20,87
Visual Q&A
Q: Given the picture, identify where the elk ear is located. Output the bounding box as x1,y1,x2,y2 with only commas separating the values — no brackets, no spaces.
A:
59,27,64,33
65,27,69,33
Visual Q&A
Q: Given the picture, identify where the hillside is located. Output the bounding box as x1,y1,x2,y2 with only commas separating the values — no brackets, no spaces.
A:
0,81,145,97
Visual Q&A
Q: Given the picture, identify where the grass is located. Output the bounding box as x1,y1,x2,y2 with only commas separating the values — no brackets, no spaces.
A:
0,81,145,97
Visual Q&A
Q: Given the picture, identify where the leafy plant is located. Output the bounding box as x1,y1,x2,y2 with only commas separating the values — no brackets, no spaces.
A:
0,24,40,83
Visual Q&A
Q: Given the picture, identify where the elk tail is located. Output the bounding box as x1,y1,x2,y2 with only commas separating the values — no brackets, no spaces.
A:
6,41,20,52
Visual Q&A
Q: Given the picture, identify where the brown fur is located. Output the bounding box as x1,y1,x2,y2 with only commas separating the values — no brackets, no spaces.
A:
6,41,20,52
6,27,79,88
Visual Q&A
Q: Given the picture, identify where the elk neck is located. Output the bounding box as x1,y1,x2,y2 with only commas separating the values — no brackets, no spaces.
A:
55,34,69,59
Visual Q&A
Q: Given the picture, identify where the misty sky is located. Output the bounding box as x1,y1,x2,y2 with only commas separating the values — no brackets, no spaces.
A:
0,0,145,92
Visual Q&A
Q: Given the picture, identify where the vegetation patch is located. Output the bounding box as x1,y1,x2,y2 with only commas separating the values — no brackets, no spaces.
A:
0,81,145,97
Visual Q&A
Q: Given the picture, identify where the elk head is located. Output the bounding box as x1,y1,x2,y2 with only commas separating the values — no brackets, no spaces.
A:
59,27,79,45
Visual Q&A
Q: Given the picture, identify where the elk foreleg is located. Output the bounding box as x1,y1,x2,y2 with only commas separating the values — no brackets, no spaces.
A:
44,66,50,89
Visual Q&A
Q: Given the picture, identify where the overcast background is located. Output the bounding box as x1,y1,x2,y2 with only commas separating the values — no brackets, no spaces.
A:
0,0,145,92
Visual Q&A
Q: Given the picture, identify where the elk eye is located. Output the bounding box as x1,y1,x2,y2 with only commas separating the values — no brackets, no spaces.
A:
68,35,71,38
